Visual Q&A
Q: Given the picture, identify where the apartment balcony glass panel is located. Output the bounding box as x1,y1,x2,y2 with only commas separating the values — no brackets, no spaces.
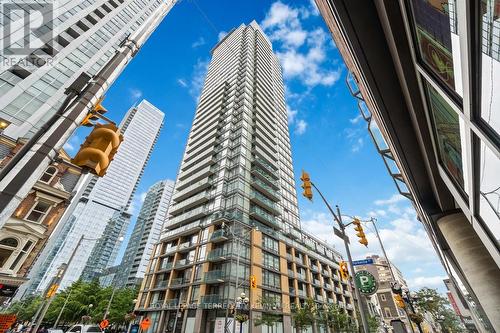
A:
170,277,189,288
203,270,226,283
200,294,223,308
158,262,173,271
153,280,167,289
210,229,229,242
251,177,279,201
249,206,279,228
172,178,212,202
174,259,194,269
169,191,210,215
168,206,208,226
250,191,279,214
251,166,279,189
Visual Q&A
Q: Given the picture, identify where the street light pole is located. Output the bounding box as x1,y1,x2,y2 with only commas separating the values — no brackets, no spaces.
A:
53,288,72,328
308,181,370,333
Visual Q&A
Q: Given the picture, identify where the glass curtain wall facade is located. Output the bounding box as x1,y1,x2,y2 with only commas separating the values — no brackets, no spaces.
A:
135,22,356,333
114,179,174,288
316,0,500,329
23,100,164,293
0,0,175,140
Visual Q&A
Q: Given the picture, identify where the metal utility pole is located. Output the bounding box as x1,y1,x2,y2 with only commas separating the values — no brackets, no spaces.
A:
104,287,117,320
53,289,72,328
0,0,174,227
309,182,370,333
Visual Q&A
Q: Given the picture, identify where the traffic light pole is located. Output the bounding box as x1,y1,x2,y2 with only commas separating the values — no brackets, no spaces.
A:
309,182,370,333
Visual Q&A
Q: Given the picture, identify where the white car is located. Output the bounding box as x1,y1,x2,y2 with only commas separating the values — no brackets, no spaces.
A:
48,329,64,333
65,325,102,333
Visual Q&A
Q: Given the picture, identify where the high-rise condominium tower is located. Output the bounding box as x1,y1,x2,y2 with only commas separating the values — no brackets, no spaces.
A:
22,100,164,294
136,22,355,333
114,179,175,288
0,0,175,140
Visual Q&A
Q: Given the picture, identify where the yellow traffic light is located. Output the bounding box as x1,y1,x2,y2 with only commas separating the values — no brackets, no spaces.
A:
353,218,368,247
80,97,108,127
45,284,58,298
81,113,99,127
93,97,108,114
72,123,123,177
394,294,405,308
339,261,349,280
250,275,257,289
300,170,313,200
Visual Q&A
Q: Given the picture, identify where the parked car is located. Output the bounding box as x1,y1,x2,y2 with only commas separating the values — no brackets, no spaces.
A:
48,329,64,333
65,325,102,333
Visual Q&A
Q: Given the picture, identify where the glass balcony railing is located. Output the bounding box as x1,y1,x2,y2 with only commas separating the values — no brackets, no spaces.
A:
251,167,279,187
328,298,334,304
164,299,179,307
298,290,307,298
200,294,222,306
154,280,167,289
203,270,226,283
207,248,234,261
175,259,193,268
289,288,296,295
172,178,212,202
170,277,188,287
250,206,278,227
210,229,228,242
251,177,279,199
159,262,173,271
250,191,278,213
168,206,208,225
335,287,342,294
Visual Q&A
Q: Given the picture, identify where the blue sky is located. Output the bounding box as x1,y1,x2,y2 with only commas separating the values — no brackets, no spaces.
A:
65,0,447,292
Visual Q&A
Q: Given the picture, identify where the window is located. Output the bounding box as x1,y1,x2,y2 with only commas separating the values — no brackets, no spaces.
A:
480,0,500,138
478,141,500,247
263,252,280,270
25,201,52,223
262,270,281,289
380,294,386,301
0,238,18,268
425,83,468,194
40,166,57,183
408,0,461,96
384,307,392,318
262,235,279,253
9,240,33,270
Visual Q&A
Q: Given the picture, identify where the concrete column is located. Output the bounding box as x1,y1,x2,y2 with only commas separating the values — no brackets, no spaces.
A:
437,213,500,328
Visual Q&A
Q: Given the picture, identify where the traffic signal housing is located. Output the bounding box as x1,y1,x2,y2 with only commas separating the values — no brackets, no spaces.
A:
353,218,368,247
339,261,349,280
45,283,58,298
300,170,313,200
250,275,257,289
72,123,123,177
394,294,405,308
80,97,108,127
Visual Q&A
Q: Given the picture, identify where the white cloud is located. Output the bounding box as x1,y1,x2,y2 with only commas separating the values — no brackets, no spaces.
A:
191,37,206,48
177,78,188,88
375,194,407,206
140,192,147,203
287,105,298,124
129,88,143,101
308,0,320,16
408,276,447,289
218,31,227,41
351,137,363,152
295,119,307,135
349,114,363,124
189,58,209,100
261,2,341,88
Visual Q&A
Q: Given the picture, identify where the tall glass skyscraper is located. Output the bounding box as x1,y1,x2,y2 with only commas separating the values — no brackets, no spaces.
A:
136,22,355,333
23,99,164,293
0,0,175,139
113,179,174,288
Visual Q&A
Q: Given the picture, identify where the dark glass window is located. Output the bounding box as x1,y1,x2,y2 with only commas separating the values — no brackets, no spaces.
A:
409,0,460,95
426,83,466,192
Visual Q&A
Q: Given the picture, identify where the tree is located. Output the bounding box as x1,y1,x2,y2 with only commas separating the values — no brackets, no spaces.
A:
291,299,315,333
2,295,44,322
318,304,353,332
254,297,281,333
367,315,380,333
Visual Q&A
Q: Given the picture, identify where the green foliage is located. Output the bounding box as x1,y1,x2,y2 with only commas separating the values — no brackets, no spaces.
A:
367,315,380,333
318,304,354,331
291,299,316,332
414,287,465,333
4,280,138,326
254,297,282,333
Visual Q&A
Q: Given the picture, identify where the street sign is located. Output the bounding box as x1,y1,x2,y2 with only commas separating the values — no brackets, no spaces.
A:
355,270,378,295
99,319,109,329
352,258,374,266
140,318,151,330
333,227,349,244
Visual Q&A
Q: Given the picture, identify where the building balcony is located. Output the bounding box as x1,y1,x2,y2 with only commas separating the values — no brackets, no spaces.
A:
250,191,279,215
315,295,323,302
287,269,294,277
164,299,179,308
311,265,318,272
168,206,209,226
200,294,223,307
174,259,194,269
327,298,334,304
289,288,296,296
252,157,278,179
203,270,226,283
207,248,230,262
172,178,212,202
177,241,198,252
343,290,350,296
312,279,321,286
180,153,216,176
324,283,332,290
148,301,164,309
335,287,342,294
332,275,340,281
158,262,173,271
346,303,353,310
170,277,189,288
249,206,279,228
296,273,307,281
210,229,229,243
175,166,215,191
297,290,307,298
251,177,279,201
322,269,330,276
153,280,168,289
286,253,293,261
338,301,345,308
169,191,211,215
251,166,279,189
